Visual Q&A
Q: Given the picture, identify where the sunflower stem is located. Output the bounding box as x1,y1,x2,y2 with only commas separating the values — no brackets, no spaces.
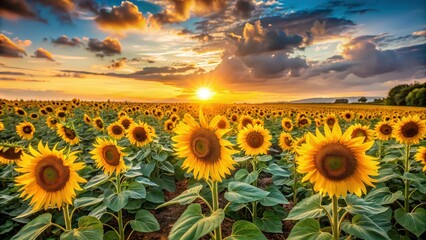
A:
332,195,340,240
211,180,222,240
251,156,258,221
404,144,411,213
116,173,125,240
377,140,382,160
293,159,298,204
63,204,72,231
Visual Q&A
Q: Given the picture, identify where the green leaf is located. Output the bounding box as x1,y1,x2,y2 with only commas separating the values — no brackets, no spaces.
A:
286,194,325,220
344,194,388,215
224,181,269,204
233,156,252,163
125,181,146,199
11,213,52,240
130,210,160,233
152,151,168,162
135,177,159,187
74,197,104,209
104,189,129,212
89,204,107,219
342,214,390,240
169,204,224,240
259,186,289,206
84,174,109,190
380,154,399,163
257,155,272,162
234,169,259,184
224,220,267,240
60,216,103,240
254,210,282,233
141,161,156,177
394,208,426,237
287,218,333,240
365,187,403,205
160,161,175,173
368,208,392,232
102,230,119,240
146,187,165,203
265,163,290,177
374,167,399,182
156,185,203,208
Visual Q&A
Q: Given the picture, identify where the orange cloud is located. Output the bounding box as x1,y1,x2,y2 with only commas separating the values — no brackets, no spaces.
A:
32,48,55,61
86,37,122,57
0,34,27,57
0,0,45,22
95,1,146,33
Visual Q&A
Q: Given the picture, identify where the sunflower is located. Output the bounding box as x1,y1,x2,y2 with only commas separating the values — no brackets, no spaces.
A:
296,124,379,197
119,116,133,130
16,121,35,140
30,113,39,120
278,132,293,151
347,124,375,143
93,117,104,131
281,117,293,131
172,110,237,182
57,124,80,145
46,116,58,129
324,114,338,129
15,141,86,211
237,124,272,156
164,119,175,133
0,145,23,164
14,107,26,116
230,113,239,123
374,121,393,141
393,115,426,145
415,147,426,172
90,138,127,175
56,111,66,121
238,115,253,130
127,121,156,147
215,116,230,130
170,113,180,123
107,121,125,139
341,110,355,122
297,117,311,128
83,114,91,125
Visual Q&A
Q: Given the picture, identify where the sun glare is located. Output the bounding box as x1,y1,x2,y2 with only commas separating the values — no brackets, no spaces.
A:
197,87,213,100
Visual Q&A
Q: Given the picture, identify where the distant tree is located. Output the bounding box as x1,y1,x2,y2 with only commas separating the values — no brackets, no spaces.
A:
373,98,384,104
385,84,409,105
406,87,426,106
335,99,349,104
358,97,368,103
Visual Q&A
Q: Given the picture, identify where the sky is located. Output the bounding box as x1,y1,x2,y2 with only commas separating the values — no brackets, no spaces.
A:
0,0,425,103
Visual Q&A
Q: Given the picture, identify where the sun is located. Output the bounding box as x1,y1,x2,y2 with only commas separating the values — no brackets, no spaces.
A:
197,87,213,100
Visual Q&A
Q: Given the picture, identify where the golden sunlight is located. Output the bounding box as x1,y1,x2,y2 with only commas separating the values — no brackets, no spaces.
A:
196,87,213,100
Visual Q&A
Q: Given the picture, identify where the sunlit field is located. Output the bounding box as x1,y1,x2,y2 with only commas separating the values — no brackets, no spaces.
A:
0,99,425,240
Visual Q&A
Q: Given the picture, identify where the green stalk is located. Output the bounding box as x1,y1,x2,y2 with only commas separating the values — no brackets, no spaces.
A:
377,140,382,160
251,156,258,220
63,204,72,231
293,159,298,204
116,173,125,240
211,181,222,240
404,144,411,213
332,195,340,240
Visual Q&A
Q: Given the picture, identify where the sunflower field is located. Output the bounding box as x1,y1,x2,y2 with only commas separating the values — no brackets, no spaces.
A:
0,99,425,240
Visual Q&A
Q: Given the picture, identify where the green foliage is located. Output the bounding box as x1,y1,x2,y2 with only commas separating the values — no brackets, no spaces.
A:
385,82,426,106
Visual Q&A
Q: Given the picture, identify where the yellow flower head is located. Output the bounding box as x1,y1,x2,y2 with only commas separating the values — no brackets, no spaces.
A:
90,138,127,175
237,124,272,156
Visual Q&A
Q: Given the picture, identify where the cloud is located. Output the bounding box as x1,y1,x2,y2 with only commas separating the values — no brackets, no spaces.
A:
32,48,55,61
0,34,27,57
345,9,376,15
150,0,228,26
235,0,254,18
51,35,83,47
0,77,46,82
230,20,304,56
33,0,75,24
242,53,307,78
108,57,127,69
192,33,214,42
0,0,46,22
95,1,146,33
0,71,29,76
86,37,122,57
54,72,85,78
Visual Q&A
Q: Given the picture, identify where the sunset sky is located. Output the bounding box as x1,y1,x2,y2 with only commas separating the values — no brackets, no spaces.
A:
0,0,425,103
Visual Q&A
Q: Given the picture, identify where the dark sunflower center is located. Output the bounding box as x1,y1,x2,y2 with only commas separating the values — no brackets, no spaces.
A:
285,122,292,129
23,126,32,134
345,114,351,119
217,120,227,129
327,118,336,126
231,115,238,122
167,123,173,130
246,132,264,148
241,118,252,128
401,122,419,138
314,143,357,180
51,119,57,124
351,129,366,139
300,119,308,125
17,110,25,115
133,127,148,142
35,156,70,192
379,125,392,135
171,116,177,122
58,112,65,118
102,145,120,166
96,120,103,128
0,148,22,160
46,107,53,112
284,137,292,146
112,125,123,135
31,114,37,118
64,127,76,140
41,110,47,114
122,119,131,129
190,128,221,163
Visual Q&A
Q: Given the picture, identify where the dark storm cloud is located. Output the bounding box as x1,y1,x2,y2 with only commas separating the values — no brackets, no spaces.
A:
242,53,308,78
95,1,146,32
0,71,28,76
235,0,254,18
86,37,122,57
0,0,46,23
32,48,55,61
51,35,83,47
0,34,27,58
